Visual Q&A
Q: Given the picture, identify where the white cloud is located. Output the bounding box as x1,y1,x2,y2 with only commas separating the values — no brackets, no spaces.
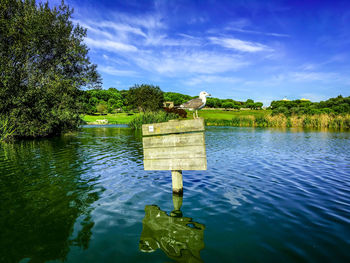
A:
209,37,272,52
144,34,202,47
225,27,290,38
133,50,248,75
98,66,137,76
97,21,147,37
291,72,338,82
184,75,242,86
85,38,138,52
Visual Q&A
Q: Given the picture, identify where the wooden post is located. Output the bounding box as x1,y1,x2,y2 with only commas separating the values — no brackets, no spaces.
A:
171,170,183,196
142,118,206,195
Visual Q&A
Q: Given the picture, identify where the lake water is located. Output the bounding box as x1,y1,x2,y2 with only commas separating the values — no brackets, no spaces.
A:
0,126,349,262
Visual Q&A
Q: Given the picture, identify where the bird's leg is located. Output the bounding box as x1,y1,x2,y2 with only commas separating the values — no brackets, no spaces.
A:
196,110,198,118
193,112,195,119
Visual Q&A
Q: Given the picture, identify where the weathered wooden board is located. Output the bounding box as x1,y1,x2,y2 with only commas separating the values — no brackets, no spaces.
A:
144,158,207,170
142,119,207,171
142,118,204,136
143,132,204,149
144,145,205,159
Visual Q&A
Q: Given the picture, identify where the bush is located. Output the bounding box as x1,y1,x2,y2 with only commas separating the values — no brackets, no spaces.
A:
96,103,107,114
163,107,187,118
222,102,235,109
129,111,179,129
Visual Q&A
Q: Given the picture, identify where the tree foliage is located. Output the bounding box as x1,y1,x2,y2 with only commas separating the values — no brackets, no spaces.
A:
82,88,124,114
0,0,101,137
164,92,192,106
127,84,164,112
270,96,350,116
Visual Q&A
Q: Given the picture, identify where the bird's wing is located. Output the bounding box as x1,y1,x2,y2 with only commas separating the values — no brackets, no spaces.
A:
181,98,204,109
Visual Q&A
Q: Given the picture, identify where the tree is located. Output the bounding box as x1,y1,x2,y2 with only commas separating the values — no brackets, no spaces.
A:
127,84,164,112
96,103,107,114
244,99,255,109
254,102,263,109
164,92,192,106
0,0,101,137
222,102,234,109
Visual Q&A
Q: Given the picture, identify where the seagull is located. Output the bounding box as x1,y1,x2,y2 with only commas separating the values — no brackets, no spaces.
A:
178,91,211,118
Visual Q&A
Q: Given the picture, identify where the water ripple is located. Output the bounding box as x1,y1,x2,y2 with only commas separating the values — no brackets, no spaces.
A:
1,126,350,262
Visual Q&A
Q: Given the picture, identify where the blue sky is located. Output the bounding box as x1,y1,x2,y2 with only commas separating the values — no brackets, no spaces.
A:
50,0,349,105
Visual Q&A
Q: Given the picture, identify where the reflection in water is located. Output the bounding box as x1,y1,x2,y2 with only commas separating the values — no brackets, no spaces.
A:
139,195,205,263
0,137,103,263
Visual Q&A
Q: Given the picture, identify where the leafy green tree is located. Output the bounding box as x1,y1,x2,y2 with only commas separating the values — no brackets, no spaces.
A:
206,98,222,108
254,102,263,109
164,92,192,106
244,99,255,109
222,102,235,109
0,0,101,137
83,88,124,114
127,84,164,112
96,102,107,114
270,96,350,116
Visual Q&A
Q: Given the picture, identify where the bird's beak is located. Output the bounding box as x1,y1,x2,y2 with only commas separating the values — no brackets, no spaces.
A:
208,93,211,96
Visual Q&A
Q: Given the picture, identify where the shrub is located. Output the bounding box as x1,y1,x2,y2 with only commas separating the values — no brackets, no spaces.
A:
163,107,187,118
129,111,178,129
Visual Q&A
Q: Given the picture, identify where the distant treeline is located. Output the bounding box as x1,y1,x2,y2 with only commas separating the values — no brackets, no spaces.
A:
270,96,350,115
81,87,264,114
81,87,350,117
164,92,263,109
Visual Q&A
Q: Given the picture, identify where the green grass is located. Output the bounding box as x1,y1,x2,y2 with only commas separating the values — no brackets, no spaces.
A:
82,110,272,125
81,110,350,129
82,113,138,124
186,109,271,120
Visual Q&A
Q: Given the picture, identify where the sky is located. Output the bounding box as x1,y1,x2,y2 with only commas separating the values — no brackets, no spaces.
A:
49,0,349,105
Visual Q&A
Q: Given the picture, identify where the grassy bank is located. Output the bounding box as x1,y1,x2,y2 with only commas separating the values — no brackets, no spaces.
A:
205,114,350,128
82,110,350,129
82,113,137,124
187,109,270,120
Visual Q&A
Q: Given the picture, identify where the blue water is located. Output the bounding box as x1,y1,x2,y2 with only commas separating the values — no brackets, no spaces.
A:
0,126,349,262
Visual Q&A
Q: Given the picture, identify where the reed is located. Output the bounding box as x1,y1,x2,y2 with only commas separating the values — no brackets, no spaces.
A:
129,111,179,129
204,114,350,128
0,117,16,142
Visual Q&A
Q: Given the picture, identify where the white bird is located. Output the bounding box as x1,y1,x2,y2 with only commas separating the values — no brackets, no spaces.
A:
178,91,211,118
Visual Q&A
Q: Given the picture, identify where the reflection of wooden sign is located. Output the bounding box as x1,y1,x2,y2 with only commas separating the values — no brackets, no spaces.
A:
139,205,205,263
142,119,206,171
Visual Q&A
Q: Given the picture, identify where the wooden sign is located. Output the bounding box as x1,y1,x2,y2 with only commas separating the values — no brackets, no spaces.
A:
142,118,206,171
142,118,204,136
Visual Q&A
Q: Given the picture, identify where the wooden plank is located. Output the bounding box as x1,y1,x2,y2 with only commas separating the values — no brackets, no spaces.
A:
142,118,204,136
143,132,204,149
144,158,207,170
144,145,205,160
